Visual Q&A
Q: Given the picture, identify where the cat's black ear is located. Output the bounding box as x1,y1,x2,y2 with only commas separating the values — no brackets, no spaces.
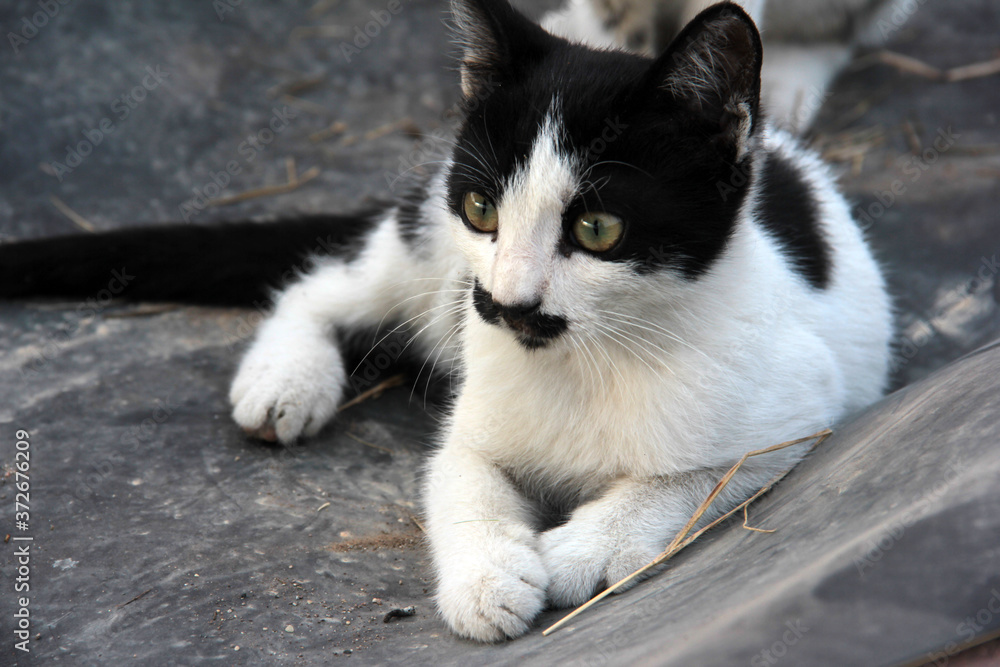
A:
450,0,551,98
652,3,763,160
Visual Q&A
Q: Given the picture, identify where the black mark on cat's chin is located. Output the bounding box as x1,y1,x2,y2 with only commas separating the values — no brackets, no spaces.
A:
472,281,568,349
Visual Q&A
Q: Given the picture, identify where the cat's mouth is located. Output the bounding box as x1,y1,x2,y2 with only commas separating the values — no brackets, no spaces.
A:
472,281,568,350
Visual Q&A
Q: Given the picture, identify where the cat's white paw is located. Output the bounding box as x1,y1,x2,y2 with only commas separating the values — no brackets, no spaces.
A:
229,328,345,444
539,521,661,608
435,534,549,642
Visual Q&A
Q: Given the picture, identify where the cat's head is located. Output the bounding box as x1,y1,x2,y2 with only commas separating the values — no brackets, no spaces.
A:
445,0,763,350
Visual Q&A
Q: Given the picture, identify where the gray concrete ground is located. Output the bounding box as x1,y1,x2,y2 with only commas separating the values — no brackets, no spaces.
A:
1,0,999,664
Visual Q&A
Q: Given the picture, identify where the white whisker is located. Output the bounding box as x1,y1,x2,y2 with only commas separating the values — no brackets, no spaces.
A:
353,299,464,375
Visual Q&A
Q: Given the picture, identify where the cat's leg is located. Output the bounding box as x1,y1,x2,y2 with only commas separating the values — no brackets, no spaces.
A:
424,434,549,642
230,211,457,443
539,466,777,607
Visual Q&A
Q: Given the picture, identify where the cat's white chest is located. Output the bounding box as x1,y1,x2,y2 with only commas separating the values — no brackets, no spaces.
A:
451,319,707,491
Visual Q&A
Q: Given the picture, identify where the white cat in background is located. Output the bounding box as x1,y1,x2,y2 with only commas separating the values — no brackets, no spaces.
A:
542,0,892,132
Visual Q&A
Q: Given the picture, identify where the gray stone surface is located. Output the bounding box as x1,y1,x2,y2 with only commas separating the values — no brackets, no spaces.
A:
1,0,999,665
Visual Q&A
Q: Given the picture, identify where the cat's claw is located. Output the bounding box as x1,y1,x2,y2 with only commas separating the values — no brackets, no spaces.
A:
229,332,345,444
539,523,661,608
436,537,549,642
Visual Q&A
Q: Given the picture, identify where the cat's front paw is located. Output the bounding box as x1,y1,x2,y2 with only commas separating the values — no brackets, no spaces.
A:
436,535,549,642
539,522,661,608
229,329,345,444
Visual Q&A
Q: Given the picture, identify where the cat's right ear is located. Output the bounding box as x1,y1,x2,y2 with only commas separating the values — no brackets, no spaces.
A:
450,0,551,98
650,2,763,161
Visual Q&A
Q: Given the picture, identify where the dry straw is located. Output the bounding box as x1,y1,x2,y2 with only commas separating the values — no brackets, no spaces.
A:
543,428,833,636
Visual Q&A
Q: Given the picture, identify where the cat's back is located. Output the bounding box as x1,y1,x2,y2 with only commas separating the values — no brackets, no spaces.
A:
747,126,893,411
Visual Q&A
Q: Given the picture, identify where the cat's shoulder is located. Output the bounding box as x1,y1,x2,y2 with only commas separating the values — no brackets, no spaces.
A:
749,126,861,291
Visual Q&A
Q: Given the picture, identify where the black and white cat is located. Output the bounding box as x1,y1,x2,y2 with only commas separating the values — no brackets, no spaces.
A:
1,0,892,643
231,0,892,640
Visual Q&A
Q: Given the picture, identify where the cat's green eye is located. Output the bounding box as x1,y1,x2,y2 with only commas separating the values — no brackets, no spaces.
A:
573,212,624,252
463,191,499,233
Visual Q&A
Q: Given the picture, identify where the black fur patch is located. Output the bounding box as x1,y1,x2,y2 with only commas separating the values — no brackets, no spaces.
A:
396,179,429,248
472,280,568,349
0,214,380,306
757,153,832,289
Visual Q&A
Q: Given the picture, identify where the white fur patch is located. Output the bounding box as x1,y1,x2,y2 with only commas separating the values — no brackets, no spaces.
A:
489,110,578,307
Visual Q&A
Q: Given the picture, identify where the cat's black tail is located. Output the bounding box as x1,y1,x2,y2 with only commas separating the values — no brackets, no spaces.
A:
0,213,381,307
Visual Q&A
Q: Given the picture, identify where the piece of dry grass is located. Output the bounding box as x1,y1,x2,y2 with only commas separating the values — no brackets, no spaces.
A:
944,57,1000,82
902,118,923,155
327,531,420,553
116,589,154,608
408,513,426,533
49,195,96,232
742,503,776,534
363,117,422,142
337,373,406,412
543,428,833,636
813,126,886,171
279,93,330,116
207,159,320,207
308,0,341,18
951,145,1000,156
857,50,1000,83
345,431,395,455
104,304,183,319
266,76,325,100
309,120,348,143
